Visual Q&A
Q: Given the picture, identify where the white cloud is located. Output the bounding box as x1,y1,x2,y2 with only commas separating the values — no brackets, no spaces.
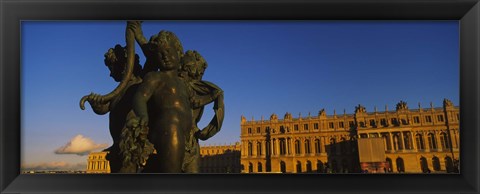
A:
54,134,108,156
21,161,86,171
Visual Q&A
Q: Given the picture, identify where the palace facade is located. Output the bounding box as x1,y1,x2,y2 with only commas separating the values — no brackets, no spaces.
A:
240,99,460,173
86,151,110,173
199,143,241,173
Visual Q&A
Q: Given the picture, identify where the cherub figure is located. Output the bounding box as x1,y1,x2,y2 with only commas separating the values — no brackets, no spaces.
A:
82,44,143,173
179,50,224,173
130,28,193,173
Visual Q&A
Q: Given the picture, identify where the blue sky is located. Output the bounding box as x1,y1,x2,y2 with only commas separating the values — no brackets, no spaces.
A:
21,21,459,171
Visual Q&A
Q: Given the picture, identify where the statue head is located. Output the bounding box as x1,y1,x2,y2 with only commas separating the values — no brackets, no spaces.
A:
180,50,208,81
104,44,142,82
148,30,184,71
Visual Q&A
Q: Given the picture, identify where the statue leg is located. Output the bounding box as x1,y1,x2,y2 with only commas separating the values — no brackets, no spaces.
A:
151,124,186,173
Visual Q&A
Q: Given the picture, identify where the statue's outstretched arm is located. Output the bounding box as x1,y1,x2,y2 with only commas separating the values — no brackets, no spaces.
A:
197,92,224,141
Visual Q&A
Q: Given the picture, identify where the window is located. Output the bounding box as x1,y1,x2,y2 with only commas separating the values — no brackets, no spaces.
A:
349,121,355,127
265,126,270,133
295,140,301,154
359,122,365,128
391,118,398,125
415,134,425,150
437,115,444,122
248,142,253,156
403,132,411,149
258,162,263,172
339,122,344,128
370,119,376,127
280,126,285,133
256,142,262,156
428,133,437,149
425,116,432,123
256,127,260,133
304,140,311,154
413,116,420,124
440,132,451,149
315,139,321,153
304,124,309,130
248,128,252,134
329,122,334,129
314,123,319,130
279,139,286,155
380,119,387,126
294,124,299,131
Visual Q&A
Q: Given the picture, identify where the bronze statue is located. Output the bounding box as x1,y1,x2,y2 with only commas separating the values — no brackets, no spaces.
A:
80,21,224,173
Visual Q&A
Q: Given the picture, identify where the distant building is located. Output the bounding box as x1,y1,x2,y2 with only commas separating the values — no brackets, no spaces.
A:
86,151,110,173
240,99,460,173
199,143,241,173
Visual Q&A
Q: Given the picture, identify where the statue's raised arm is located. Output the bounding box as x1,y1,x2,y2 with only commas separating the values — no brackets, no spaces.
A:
79,21,136,110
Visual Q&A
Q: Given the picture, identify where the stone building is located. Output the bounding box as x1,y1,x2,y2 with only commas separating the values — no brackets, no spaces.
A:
86,151,110,173
240,99,460,173
199,143,241,173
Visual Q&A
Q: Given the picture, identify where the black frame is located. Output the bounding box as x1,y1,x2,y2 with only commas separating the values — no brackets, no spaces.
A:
1,0,479,193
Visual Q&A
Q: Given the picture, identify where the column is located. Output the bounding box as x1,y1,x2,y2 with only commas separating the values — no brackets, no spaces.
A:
410,131,417,150
435,130,442,150
388,133,394,151
275,138,280,156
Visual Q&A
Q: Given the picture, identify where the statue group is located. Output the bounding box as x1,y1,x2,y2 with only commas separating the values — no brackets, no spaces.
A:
79,21,224,173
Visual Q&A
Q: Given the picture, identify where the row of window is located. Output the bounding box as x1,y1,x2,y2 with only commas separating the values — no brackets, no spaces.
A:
246,113,458,134
246,138,351,156
87,161,108,170
380,131,455,151
245,155,456,173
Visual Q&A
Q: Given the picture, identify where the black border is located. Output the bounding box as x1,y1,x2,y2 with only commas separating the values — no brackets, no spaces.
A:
1,0,479,193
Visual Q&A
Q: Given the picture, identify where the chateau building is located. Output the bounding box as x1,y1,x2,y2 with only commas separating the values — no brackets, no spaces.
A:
86,151,110,173
199,143,241,173
240,99,460,173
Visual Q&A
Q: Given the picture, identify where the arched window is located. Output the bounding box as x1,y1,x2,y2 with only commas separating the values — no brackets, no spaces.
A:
393,134,402,150
256,141,262,156
396,157,405,172
416,134,425,150
315,139,321,154
440,132,451,149
295,140,301,154
279,138,286,155
296,161,302,173
248,163,253,173
382,134,392,150
306,161,312,172
386,158,393,172
403,132,412,150
432,156,441,171
257,162,263,172
420,157,429,173
445,156,454,173
248,142,253,156
304,139,311,154
280,161,286,173
317,160,324,173
428,133,437,149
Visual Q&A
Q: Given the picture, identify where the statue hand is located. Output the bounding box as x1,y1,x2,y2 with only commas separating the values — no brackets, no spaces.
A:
138,115,149,127
127,21,144,40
